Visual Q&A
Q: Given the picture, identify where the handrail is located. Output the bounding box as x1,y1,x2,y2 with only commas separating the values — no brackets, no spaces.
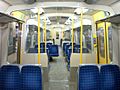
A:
80,8,83,64
38,8,41,64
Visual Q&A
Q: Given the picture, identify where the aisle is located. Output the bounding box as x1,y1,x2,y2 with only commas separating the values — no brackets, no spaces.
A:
49,47,69,90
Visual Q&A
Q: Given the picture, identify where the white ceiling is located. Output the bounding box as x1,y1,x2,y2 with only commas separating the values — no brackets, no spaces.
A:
2,0,120,6
2,0,119,27
96,0,120,6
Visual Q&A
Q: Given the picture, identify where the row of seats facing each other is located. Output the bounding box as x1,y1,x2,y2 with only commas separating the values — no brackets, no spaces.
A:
78,64,120,90
34,42,52,49
63,42,89,56
0,65,42,90
63,42,76,54
28,43,59,57
66,47,89,71
66,47,89,63
28,42,52,53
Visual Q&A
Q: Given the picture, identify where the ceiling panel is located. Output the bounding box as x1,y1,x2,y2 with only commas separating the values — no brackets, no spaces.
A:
44,7,75,13
3,0,24,5
96,0,120,5
49,16,68,24
3,0,120,6
3,0,84,5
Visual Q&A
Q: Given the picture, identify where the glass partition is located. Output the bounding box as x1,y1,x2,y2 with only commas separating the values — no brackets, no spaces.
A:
7,23,18,64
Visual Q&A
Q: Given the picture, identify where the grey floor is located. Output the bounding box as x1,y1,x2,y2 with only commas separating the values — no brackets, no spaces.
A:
49,47,70,90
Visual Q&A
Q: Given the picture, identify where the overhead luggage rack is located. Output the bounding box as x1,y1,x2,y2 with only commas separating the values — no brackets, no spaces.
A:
0,12,24,23
96,14,120,24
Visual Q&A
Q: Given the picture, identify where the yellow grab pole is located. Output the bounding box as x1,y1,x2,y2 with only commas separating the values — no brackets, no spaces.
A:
18,23,22,64
38,8,41,64
106,22,110,64
104,22,107,64
96,23,99,64
72,17,74,53
44,18,47,53
105,22,110,64
80,8,83,64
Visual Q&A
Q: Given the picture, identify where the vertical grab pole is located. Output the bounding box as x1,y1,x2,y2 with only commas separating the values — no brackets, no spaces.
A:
44,18,47,53
104,22,107,64
96,23,99,64
72,17,74,53
80,8,83,64
105,22,109,64
38,8,41,64
18,23,22,64
106,22,110,64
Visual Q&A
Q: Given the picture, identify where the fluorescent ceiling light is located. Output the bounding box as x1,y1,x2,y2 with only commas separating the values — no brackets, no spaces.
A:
74,8,89,14
31,7,44,14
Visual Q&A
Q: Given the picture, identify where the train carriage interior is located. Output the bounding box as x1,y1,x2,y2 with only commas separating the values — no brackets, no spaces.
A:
0,0,120,90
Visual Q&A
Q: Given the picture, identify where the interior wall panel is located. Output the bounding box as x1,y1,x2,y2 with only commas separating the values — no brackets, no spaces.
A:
0,1,9,12
111,1,120,14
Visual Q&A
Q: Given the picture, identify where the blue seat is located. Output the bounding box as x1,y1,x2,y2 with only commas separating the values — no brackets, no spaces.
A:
28,48,45,53
47,43,52,48
67,48,78,63
35,44,38,48
21,65,42,90
0,65,20,90
74,44,80,49
28,48,37,53
65,44,71,56
70,42,76,46
40,42,45,48
34,43,45,49
78,65,99,90
100,65,120,90
40,48,45,53
63,42,69,52
49,45,59,57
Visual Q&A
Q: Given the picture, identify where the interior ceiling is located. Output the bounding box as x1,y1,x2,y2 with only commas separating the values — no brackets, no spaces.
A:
3,0,119,25
49,16,69,24
2,0,120,6
44,7,75,13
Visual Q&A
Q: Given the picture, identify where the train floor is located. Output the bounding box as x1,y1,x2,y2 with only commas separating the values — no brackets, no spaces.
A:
48,46,69,90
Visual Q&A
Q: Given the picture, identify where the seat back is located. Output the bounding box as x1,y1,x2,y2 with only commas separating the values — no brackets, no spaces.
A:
70,42,76,46
65,44,71,55
40,48,45,53
67,47,79,62
28,48,37,53
1,65,20,90
35,44,38,48
78,65,99,90
40,42,45,48
47,43,52,48
100,65,120,90
34,42,45,49
74,44,80,49
21,65,42,90
49,45,59,56
63,42,69,51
